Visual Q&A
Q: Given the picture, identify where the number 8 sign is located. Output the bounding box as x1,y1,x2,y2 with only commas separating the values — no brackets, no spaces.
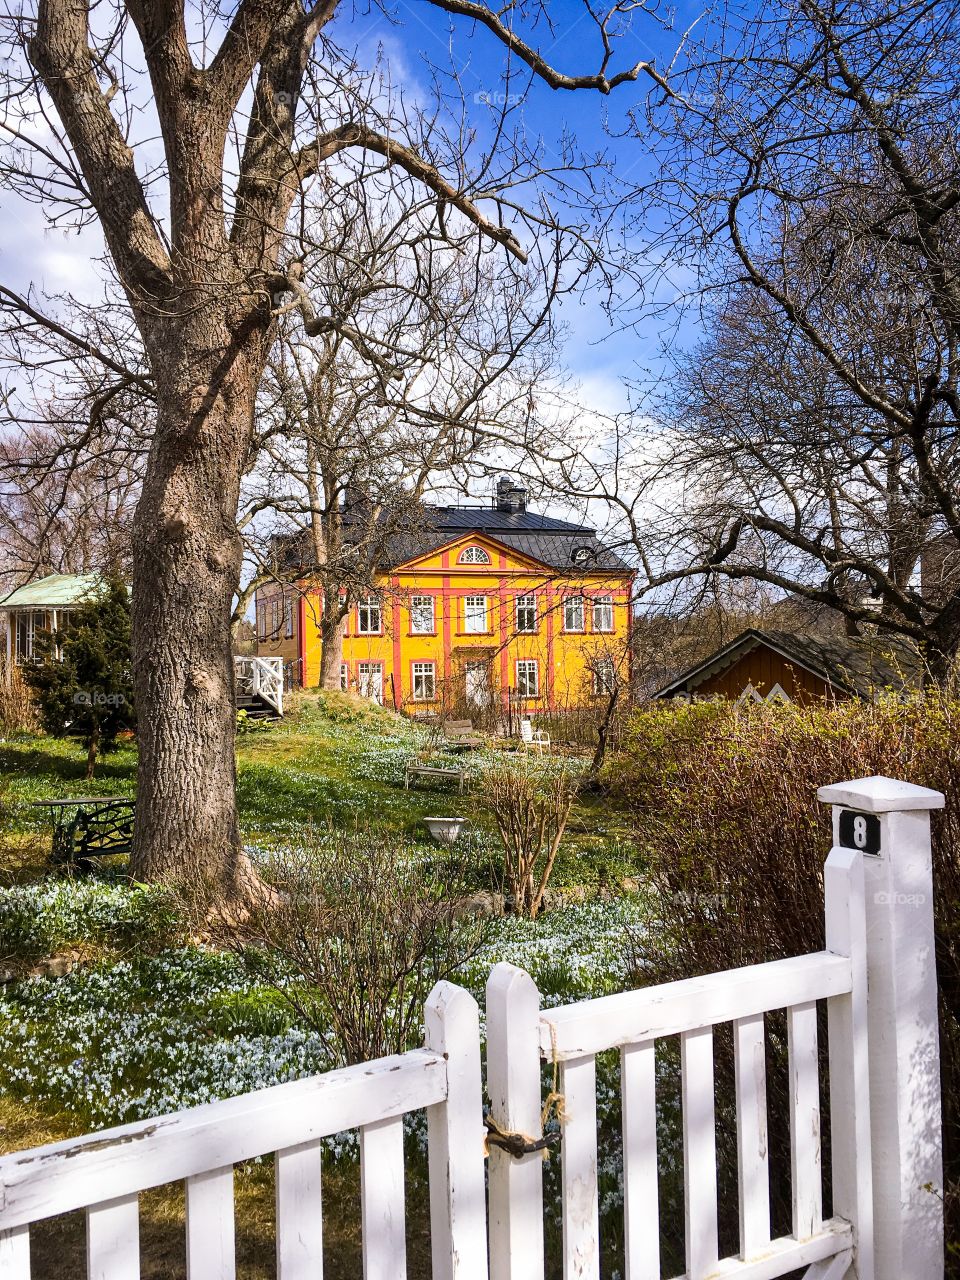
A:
838,807,881,856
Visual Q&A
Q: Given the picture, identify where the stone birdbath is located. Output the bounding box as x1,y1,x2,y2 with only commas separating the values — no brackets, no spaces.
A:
423,816,467,845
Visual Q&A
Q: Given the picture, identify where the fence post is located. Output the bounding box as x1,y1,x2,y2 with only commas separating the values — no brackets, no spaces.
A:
818,775,944,1280
425,981,489,1280
486,963,545,1280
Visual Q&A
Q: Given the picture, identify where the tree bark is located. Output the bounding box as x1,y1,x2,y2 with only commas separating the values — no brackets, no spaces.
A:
129,318,265,899
318,604,348,690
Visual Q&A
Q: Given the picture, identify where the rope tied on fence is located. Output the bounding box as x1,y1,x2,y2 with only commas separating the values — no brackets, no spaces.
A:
483,1019,566,1162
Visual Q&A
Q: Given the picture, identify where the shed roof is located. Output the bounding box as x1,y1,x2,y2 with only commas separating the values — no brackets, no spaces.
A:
653,628,919,700
0,573,105,609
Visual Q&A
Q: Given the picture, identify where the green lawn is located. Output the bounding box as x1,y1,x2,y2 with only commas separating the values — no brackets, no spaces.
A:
2,689,638,889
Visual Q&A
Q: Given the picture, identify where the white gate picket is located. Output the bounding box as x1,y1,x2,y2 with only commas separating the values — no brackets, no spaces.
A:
186,1167,235,1280
275,1140,324,1280
620,1041,659,1280
682,1025,719,1279
486,964,545,1280
361,1117,407,1280
0,1226,29,1279
787,1001,822,1240
560,1055,599,1280
86,1194,140,1280
734,1013,771,1261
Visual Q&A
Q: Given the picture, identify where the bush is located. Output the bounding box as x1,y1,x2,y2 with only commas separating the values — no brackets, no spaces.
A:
0,659,38,735
482,760,577,918
606,695,960,1266
224,833,492,1065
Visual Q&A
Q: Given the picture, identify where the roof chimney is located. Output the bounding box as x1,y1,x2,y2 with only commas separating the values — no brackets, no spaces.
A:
495,475,527,514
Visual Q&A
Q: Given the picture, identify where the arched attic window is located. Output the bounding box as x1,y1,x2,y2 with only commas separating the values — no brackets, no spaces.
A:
458,545,491,565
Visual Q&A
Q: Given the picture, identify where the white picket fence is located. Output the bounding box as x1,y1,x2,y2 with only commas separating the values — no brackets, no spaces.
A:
0,776,946,1280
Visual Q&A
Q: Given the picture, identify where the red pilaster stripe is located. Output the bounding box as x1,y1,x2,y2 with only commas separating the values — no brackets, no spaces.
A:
498,579,510,708
391,576,403,705
545,584,555,711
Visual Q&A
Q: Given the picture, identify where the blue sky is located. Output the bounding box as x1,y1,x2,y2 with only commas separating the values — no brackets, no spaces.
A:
331,0,705,407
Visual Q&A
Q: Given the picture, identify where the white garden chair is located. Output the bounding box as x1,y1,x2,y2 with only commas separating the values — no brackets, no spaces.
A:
518,718,550,753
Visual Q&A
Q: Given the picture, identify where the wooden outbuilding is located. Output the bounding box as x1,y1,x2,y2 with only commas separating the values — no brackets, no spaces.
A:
653,628,916,705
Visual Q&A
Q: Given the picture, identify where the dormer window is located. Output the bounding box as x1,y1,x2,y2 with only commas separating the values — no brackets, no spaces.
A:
459,545,491,565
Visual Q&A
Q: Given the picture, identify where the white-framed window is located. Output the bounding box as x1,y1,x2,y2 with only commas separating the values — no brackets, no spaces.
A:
515,659,539,698
458,545,491,565
592,595,614,632
340,662,350,692
412,661,436,701
284,594,294,639
410,595,435,634
593,657,617,695
256,602,267,641
357,596,382,634
563,595,585,632
357,661,384,704
270,597,282,636
515,593,537,633
463,595,488,633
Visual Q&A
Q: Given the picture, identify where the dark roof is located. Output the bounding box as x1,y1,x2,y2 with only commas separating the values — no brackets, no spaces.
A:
280,503,634,574
653,628,919,700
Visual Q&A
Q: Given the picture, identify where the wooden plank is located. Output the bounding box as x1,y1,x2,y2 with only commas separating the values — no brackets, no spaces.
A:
87,1195,140,1280
0,1225,30,1278
186,1167,235,1280
803,1249,854,1280
682,1026,718,1280
0,1050,446,1229
705,1219,852,1280
621,1041,659,1280
788,1000,822,1240
733,1014,770,1260
560,1055,599,1280
276,1141,323,1280
361,1117,406,1280
485,964,545,1280
539,953,851,1060
425,982,488,1280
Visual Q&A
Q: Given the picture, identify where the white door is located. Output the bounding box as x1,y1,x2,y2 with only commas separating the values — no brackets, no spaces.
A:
465,661,491,707
357,662,383,705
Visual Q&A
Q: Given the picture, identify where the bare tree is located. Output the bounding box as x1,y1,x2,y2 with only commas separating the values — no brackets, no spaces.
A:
622,1,960,678
522,2,960,681
0,1,671,901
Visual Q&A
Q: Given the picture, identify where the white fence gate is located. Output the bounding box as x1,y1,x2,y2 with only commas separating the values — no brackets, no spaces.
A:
0,776,946,1280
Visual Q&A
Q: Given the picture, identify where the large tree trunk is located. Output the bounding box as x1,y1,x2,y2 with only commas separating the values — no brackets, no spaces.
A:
319,604,348,690
129,322,263,902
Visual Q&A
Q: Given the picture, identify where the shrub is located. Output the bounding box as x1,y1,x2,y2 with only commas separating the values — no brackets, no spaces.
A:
482,760,577,918
606,694,960,1264
23,579,134,778
224,833,492,1065
0,659,39,735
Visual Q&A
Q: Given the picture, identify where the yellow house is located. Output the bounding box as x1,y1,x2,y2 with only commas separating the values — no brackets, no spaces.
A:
255,488,634,714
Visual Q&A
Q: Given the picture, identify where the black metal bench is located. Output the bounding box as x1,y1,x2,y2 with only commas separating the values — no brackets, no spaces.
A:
32,797,135,867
